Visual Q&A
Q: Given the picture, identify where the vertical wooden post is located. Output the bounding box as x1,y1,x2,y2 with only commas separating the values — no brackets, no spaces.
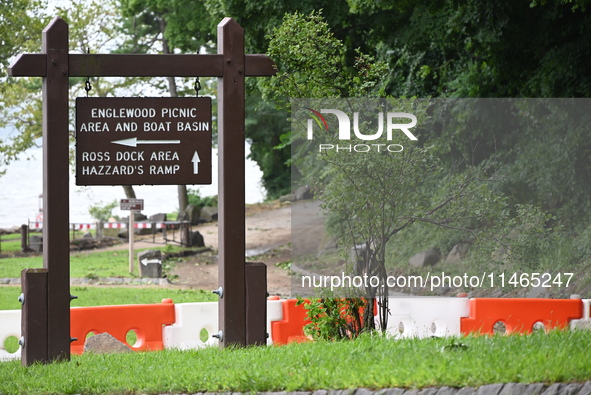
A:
41,17,71,363
245,262,267,345
20,224,28,253
217,17,246,346
129,211,135,274
20,269,48,365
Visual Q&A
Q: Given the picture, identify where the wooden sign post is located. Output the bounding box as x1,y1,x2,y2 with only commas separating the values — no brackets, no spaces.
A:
9,16,275,365
120,199,144,274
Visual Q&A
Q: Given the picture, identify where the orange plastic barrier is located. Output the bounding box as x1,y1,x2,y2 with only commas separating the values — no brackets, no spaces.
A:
70,299,175,354
270,299,311,345
460,298,583,335
270,298,377,344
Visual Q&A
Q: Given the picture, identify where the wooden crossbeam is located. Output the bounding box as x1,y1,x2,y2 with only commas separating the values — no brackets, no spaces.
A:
9,53,275,77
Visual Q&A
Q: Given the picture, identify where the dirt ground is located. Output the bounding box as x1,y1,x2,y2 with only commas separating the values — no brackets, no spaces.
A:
167,202,296,297
161,200,330,298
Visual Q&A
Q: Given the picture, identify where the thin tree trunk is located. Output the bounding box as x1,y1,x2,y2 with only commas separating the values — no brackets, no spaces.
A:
160,17,189,216
122,185,136,199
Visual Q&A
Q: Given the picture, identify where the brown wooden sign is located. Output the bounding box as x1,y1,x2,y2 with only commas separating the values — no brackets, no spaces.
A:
76,97,212,186
8,16,274,366
120,198,144,211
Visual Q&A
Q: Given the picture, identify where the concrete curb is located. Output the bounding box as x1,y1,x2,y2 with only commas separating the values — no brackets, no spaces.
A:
186,383,591,395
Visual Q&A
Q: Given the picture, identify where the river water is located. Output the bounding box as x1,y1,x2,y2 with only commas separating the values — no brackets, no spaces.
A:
0,144,265,229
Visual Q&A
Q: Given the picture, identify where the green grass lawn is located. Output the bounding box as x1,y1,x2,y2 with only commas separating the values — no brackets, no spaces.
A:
0,245,189,279
0,239,22,254
1,331,590,394
0,286,217,310
0,232,42,253
0,251,129,278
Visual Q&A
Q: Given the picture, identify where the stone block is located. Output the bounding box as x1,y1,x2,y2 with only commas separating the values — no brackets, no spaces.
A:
84,332,131,354
499,383,527,395
409,247,441,267
562,384,581,395
279,193,296,202
295,185,313,200
29,235,43,253
456,388,475,395
190,231,205,247
179,204,201,225
523,383,545,395
435,387,458,395
476,383,504,395
200,206,218,223
149,213,167,222
377,389,406,395
138,249,162,278
578,382,591,395
445,243,470,265
541,384,563,395
419,388,439,395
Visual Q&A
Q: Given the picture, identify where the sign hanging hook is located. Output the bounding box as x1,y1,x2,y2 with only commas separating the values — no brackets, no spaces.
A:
194,77,201,96
84,77,92,97
84,48,92,97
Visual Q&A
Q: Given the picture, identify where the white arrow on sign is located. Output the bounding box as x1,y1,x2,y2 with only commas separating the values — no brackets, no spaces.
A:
191,151,200,174
141,258,161,266
112,138,181,147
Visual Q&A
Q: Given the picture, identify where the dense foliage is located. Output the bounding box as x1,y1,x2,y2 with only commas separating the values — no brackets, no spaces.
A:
2,1,590,284
260,5,591,318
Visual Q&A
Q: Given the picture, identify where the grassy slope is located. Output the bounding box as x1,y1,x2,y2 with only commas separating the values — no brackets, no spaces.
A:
0,286,216,310
0,245,193,279
1,331,590,394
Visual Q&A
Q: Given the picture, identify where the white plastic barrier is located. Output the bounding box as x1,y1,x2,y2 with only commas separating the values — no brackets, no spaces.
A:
0,310,22,361
163,299,285,349
570,299,591,330
266,299,284,345
163,302,219,349
385,297,470,339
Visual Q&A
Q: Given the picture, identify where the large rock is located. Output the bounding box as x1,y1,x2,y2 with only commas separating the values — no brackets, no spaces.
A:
295,185,313,201
179,204,201,225
409,247,442,268
190,231,205,247
445,243,470,265
133,212,148,221
279,193,296,203
29,235,43,253
149,213,167,222
137,249,162,278
84,332,132,354
199,206,218,223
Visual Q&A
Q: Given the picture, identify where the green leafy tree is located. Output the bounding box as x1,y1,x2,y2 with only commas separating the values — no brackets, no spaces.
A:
118,0,217,211
0,0,49,174
268,12,500,331
88,199,118,222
